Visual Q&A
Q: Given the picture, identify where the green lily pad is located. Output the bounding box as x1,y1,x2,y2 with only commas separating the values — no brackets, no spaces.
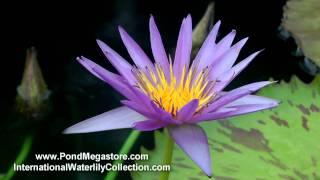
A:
132,76,320,179
172,76,320,179
282,0,320,67
131,131,169,180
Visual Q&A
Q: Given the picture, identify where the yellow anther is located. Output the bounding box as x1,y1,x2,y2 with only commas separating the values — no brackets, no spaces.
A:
134,64,215,116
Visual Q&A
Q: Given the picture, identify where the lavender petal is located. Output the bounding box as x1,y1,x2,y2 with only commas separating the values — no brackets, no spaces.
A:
210,37,248,80
149,16,170,80
168,124,212,177
133,119,168,131
192,20,221,72
96,39,136,85
63,106,145,134
173,15,192,83
118,26,155,71
213,50,262,92
176,99,199,122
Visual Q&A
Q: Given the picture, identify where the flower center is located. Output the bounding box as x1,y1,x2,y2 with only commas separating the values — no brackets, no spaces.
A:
134,63,216,116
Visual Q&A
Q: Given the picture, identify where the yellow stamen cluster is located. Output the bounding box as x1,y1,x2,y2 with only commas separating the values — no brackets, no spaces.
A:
134,63,216,116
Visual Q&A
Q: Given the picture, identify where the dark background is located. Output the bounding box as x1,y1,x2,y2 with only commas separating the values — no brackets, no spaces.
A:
0,0,314,179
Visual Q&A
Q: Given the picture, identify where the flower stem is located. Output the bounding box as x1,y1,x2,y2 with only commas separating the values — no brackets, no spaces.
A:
104,130,140,180
3,135,33,180
159,129,174,180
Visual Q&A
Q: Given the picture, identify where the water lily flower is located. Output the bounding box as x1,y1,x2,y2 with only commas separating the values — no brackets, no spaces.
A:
64,15,279,176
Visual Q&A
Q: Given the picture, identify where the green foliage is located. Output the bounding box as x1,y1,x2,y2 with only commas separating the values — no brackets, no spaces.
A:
282,0,320,67
131,131,169,180
2,136,33,180
132,76,320,179
191,2,214,59
105,131,141,180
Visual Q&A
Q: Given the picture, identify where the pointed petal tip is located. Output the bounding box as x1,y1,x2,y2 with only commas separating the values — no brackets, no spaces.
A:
260,100,281,110
181,17,186,24
62,124,96,135
239,37,249,47
212,20,221,32
62,128,70,134
76,57,86,65
270,100,281,107
96,39,106,48
118,25,125,34
266,98,281,107
149,15,155,23
202,166,213,177
149,15,157,28
118,26,128,38
96,39,103,46
243,37,249,42
242,50,263,63
79,56,91,62
256,49,264,54
211,20,221,31
258,81,275,88
273,101,281,107
233,37,249,50
254,48,265,55
169,125,212,177
186,14,192,20
96,39,112,53
62,126,83,134
183,15,192,28
222,29,236,41
62,127,82,134
247,51,262,61
185,14,192,26
226,30,236,38
265,80,278,86
77,56,90,64
206,171,213,178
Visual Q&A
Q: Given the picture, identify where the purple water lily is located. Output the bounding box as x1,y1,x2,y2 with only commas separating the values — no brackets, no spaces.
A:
64,15,279,176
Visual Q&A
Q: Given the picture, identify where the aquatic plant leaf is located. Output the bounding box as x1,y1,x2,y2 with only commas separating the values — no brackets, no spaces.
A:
282,0,320,67
131,131,169,180
191,2,214,58
132,76,320,179
170,76,320,179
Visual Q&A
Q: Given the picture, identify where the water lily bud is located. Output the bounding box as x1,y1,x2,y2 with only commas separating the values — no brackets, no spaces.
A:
16,47,50,118
191,2,215,58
